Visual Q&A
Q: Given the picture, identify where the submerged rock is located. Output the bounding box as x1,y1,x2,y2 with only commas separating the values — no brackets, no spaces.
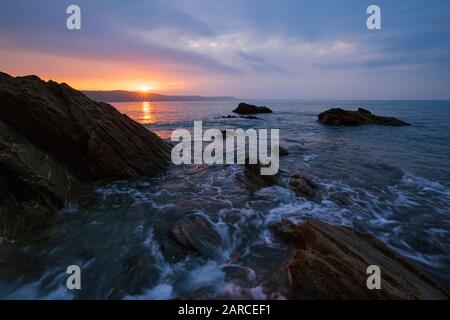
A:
109,246,163,299
237,158,279,191
233,102,273,115
329,192,351,206
222,265,258,289
170,215,223,259
0,72,171,240
271,219,448,299
288,173,319,200
279,146,289,156
317,108,410,126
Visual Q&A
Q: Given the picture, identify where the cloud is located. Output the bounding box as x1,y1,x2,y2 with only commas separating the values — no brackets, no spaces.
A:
0,1,242,76
129,27,360,74
1,0,449,98
238,51,287,75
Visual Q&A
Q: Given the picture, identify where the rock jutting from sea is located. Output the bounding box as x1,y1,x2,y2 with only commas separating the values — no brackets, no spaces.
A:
0,71,171,241
271,219,449,299
232,102,273,115
318,107,410,126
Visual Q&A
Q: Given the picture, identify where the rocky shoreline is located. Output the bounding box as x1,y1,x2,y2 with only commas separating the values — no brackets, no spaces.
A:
1,74,446,299
0,72,170,242
271,219,448,299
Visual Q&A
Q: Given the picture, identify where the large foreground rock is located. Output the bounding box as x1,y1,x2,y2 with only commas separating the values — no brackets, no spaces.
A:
0,72,170,181
0,120,83,241
271,219,448,299
318,108,410,126
0,72,171,241
233,103,272,115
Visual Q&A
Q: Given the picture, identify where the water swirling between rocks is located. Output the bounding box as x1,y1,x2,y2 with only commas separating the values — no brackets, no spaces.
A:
1,99,449,299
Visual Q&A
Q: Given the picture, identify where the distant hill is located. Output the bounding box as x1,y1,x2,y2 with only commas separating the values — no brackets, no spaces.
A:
82,90,237,102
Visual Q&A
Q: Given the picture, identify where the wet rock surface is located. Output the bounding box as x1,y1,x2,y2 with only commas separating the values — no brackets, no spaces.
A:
237,158,279,191
0,120,82,241
0,72,171,240
288,173,319,201
318,108,410,126
233,102,273,115
170,215,223,259
271,219,449,299
110,246,162,299
329,192,351,206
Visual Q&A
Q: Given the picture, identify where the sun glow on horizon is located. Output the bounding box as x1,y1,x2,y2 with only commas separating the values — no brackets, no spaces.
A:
139,85,151,93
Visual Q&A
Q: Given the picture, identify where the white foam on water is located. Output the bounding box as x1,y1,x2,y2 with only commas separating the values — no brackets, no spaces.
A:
317,172,450,271
303,154,317,162
10,157,450,299
402,172,450,195
125,283,174,300
144,228,173,279
0,270,73,300
183,260,226,293
250,286,267,299
256,186,297,204
59,203,79,215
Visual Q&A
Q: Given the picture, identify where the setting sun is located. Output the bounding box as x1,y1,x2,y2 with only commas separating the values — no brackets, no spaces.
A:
140,85,150,93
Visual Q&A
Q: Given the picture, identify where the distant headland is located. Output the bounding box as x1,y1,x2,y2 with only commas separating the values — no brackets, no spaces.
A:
82,90,237,102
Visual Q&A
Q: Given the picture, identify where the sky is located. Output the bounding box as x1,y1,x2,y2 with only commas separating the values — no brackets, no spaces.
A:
1,0,449,99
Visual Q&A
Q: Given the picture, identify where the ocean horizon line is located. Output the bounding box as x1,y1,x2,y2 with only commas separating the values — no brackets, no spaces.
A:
104,98,450,103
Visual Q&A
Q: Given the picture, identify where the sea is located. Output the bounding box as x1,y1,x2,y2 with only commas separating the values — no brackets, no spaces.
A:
1,100,449,299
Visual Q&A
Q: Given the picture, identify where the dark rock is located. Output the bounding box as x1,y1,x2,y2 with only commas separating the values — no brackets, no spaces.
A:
109,246,162,299
289,173,319,200
0,72,171,240
150,207,191,263
222,265,258,288
271,218,300,243
233,102,272,115
170,214,223,259
237,158,279,191
0,120,82,242
279,146,289,156
271,219,449,299
329,192,351,206
357,107,372,115
317,108,410,126
0,72,171,181
222,115,237,119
